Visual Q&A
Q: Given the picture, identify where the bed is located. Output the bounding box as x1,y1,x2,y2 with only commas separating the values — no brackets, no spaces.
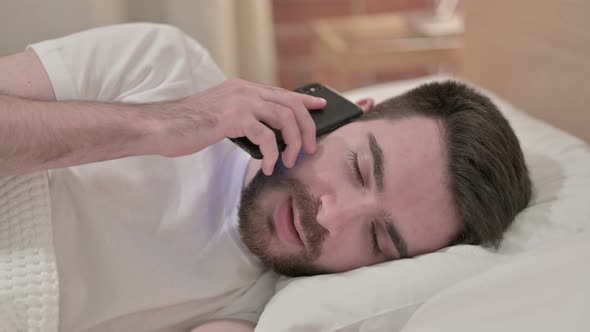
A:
253,1,590,331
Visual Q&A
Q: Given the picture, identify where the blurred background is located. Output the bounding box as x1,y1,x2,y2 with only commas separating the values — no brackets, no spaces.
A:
0,0,463,91
1,1,588,141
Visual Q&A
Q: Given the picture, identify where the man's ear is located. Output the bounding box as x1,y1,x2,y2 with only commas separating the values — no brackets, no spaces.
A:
355,98,375,113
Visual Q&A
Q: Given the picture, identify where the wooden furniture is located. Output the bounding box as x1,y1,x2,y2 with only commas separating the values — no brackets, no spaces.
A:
310,13,464,91
461,0,590,142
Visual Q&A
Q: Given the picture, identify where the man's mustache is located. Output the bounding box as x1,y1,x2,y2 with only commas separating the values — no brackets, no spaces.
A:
288,178,328,256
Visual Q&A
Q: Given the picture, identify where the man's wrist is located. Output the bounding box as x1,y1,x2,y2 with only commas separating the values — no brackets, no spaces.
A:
131,99,222,158
128,102,174,157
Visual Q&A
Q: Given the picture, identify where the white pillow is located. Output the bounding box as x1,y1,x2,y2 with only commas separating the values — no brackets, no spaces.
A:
254,76,590,332
257,245,503,332
400,232,590,332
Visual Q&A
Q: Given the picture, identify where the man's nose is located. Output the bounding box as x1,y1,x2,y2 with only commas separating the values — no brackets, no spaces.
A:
316,191,363,236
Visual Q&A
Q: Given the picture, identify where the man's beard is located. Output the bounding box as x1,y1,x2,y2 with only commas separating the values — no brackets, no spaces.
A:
238,159,328,277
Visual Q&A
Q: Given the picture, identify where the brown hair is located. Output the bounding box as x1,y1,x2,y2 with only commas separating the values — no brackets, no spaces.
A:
359,81,532,247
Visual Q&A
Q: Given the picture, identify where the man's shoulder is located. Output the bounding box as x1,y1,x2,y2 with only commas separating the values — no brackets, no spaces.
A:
86,23,226,101
30,23,225,102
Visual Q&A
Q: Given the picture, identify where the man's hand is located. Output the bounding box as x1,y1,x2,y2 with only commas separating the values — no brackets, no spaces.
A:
0,48,325,177
154,78,326,175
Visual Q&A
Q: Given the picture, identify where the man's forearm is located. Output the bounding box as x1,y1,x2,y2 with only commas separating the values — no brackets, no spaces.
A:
0,94,161,176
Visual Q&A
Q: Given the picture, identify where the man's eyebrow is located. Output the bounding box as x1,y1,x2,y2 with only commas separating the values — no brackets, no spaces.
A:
381,213,408,259
367,133,407,258
368,132,384,192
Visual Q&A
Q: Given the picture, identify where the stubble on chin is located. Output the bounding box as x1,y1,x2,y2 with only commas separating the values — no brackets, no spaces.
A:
238,168,329,277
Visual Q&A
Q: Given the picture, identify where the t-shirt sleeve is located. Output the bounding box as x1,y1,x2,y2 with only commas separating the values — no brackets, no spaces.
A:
28,23,225,102
220,270,279,324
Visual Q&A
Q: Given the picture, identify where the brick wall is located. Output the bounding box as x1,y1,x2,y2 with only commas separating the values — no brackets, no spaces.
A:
273,0,433,90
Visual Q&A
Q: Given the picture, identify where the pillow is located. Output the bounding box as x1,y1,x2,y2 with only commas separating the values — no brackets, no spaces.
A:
400,232,590,332
254,76,590,332
257,245,503,332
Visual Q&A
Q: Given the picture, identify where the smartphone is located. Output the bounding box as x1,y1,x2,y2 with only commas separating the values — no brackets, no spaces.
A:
230,83,363,159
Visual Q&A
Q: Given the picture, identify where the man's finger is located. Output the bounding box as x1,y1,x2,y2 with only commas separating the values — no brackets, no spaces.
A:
261,90,318,155
243,121,278,175
256,103,302,168
258,84,327,110
293,92,327,110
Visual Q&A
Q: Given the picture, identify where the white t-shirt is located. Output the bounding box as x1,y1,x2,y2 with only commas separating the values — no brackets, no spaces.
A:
30,23,277,332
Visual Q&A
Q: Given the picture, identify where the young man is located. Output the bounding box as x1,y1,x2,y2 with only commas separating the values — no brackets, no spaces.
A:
0,24,531,331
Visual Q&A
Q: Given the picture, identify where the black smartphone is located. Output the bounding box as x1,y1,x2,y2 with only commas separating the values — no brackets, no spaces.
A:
230,83,363,159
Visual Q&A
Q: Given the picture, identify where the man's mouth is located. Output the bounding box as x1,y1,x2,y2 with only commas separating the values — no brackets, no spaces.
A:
274,196,304,247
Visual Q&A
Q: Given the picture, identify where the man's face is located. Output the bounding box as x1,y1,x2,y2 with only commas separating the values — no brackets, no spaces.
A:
238,116,460,277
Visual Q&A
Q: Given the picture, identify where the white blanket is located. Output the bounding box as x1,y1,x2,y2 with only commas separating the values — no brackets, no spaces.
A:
0,172,59,332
